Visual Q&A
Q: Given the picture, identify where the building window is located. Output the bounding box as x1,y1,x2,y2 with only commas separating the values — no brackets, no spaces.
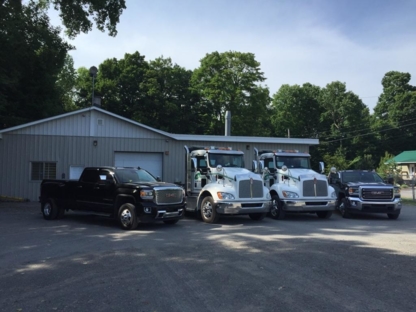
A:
31,162,57,180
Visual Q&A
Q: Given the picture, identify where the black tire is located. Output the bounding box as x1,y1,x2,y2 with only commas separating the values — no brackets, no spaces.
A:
269,195,285,220
163,219,179,225
118,204,138,230
339,198,351,219
249,213,267,221
200,196,220,223
387,213,400,220
316,211,333,219
41,198,59,220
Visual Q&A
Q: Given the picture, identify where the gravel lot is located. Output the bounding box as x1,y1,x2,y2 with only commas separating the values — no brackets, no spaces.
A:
1,201,416,312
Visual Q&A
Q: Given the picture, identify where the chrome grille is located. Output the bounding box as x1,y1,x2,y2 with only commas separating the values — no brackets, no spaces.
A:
154,188,183,205
361,188,393,200
303,180,328,197
239,180,263,198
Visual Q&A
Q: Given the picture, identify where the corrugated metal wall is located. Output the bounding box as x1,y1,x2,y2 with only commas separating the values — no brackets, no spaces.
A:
0,134,312,201
9,110,164,139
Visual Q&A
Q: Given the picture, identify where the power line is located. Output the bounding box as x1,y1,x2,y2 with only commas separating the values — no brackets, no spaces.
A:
321,121,416,143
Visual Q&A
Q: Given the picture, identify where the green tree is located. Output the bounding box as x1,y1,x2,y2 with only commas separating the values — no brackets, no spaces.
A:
270,83,323,138
319,81,374,163
323,146,361,173
73,52,150,119
0,0,73,128
140,57,201,133
6,0,126,38
191,51,270,136
372,71,416,157
56,55,78,111
376,152,402,184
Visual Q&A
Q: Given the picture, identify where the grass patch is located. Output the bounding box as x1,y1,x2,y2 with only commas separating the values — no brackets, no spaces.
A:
0,195,29,202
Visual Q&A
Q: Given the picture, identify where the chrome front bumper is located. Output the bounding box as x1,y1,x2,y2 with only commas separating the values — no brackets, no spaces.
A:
155,209,184,219
346,197,401,212
215,200,271,215
283,199,336,212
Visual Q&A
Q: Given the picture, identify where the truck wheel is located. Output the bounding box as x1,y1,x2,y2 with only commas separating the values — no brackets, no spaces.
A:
316,211,332,219
41,199,58,220
249,213,266,221
118,204,138,230
387,213,400,220
163,219,179,225
200,196,220,223
270,195,285,220
339,199,350,218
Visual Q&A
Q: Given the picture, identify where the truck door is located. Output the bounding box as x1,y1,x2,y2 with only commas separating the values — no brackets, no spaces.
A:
94,170,116,213
77,169,100,210
77,169,115,212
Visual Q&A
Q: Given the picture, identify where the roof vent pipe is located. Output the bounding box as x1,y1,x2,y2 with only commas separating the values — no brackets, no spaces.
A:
225,111,231,136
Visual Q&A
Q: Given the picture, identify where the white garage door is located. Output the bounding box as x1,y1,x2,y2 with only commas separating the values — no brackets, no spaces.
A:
114,152,163,179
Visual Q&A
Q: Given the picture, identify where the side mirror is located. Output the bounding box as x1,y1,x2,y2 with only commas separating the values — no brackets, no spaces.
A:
259,160,265,172
319,162,325,174
156,176,161,182
252,160,258,173
191,157,198,172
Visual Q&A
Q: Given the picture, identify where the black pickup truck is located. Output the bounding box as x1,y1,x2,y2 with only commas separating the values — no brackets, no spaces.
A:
39,166,185,230
328,170,402,219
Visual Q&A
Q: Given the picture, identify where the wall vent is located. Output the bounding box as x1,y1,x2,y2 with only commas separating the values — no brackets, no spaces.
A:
97,119,103,126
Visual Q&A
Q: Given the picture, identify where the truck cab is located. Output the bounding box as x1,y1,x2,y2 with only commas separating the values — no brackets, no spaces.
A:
329,169,402,219
184,145,271,223
253,148,336,219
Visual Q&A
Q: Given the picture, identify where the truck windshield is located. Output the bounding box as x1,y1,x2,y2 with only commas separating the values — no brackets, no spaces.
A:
208,154,244,168
341,171,384,183
275,156,311,169
115,169,157,183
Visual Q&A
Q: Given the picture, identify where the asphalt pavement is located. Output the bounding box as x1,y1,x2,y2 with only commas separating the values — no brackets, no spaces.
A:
0,202,415,312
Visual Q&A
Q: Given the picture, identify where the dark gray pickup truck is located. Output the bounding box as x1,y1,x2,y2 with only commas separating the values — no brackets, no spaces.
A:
39,166,185,230
328,169,402,219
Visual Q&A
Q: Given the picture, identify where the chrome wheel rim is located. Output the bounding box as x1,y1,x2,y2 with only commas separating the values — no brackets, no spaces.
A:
120,209,132,227
202,201,212,219
270,200,278,217
44,203,51,216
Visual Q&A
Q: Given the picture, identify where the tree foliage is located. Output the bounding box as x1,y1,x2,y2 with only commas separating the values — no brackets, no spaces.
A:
191,51,270,136
0,0,72,128
271,83,323,138
318,81,373,162
371,71,416,156
140,57,201,133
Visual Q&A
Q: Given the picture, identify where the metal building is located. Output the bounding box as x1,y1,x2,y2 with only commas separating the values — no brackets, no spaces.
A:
0,106,319,201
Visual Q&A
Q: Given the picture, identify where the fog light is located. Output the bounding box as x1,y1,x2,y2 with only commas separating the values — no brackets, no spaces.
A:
144,207,151,213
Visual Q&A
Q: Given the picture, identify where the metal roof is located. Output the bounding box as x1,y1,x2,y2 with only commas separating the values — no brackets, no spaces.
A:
392,151,416,163
0,106,319,145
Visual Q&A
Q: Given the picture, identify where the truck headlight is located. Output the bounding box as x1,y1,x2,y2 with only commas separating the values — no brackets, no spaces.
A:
348,187,358,195
217,192,235,200
331,191,336,198
394,188,400,195
282,191,299,198
266,193,271,199
140,190,154,199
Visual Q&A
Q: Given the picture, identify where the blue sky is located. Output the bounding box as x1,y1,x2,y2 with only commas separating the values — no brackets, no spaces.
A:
49,0,416,112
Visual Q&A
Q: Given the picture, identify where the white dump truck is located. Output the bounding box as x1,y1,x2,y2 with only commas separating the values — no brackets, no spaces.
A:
252,148,336,219
184,145,271,223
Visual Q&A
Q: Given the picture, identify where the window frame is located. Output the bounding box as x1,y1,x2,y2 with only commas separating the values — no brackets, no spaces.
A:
31,161,57,181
